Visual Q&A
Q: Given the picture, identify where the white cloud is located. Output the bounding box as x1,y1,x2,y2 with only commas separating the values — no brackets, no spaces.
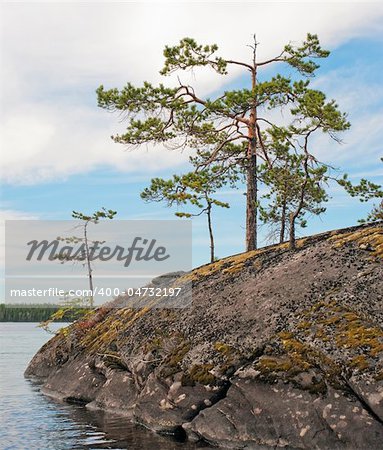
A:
0,102,192,184
308,65,383,172
0,209,38,222
1,2,383,184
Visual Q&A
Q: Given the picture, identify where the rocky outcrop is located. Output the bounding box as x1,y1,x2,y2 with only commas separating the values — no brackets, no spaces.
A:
25,223,383,448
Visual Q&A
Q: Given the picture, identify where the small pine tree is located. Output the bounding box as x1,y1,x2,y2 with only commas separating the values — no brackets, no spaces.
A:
142,163,239,263
338,159,383,224
56,208,117,307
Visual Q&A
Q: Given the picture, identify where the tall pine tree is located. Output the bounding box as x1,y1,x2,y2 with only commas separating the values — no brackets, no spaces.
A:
97,34,345,250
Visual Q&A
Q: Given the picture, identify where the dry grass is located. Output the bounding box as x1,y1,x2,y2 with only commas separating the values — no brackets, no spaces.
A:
329,226,383,259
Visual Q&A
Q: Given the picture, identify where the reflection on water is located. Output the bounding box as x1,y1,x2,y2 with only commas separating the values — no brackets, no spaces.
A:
0,323,207,449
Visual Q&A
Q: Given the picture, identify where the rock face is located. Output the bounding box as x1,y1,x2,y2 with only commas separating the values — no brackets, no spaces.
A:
25,224,383,449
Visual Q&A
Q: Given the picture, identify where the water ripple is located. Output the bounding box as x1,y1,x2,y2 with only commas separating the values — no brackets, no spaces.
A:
0,323,202,450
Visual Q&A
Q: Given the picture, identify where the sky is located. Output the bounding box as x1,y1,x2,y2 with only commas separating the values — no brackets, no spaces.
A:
1,1,383,275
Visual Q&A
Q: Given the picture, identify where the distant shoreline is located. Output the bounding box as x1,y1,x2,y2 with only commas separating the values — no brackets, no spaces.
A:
0,304,86,322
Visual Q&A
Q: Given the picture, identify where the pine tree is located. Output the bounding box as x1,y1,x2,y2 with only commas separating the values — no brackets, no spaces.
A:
97,34,334,251
56,208,117,307
142,158,239,262
338,158,383,224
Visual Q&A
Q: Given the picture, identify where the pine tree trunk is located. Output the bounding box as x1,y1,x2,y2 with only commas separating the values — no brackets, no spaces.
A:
207,203,215,263
246,150,257,251
280,200,287,243
279,176,288,243
289,212,296,250
289,155,309,250
84,222,94,308
246,56,258,252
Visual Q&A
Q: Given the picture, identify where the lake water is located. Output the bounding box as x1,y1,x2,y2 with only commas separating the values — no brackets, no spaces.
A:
0,323,204,450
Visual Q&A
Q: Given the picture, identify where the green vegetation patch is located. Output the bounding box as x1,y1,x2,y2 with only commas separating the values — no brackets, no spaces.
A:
189,364,216,385
160,336,191,378
79,306,150,353
0,303,85,322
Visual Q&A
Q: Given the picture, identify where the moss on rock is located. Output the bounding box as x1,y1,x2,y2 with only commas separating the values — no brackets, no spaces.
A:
189,364,216,385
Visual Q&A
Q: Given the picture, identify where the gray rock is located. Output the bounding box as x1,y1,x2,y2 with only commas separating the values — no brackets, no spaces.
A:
25,223,383,448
